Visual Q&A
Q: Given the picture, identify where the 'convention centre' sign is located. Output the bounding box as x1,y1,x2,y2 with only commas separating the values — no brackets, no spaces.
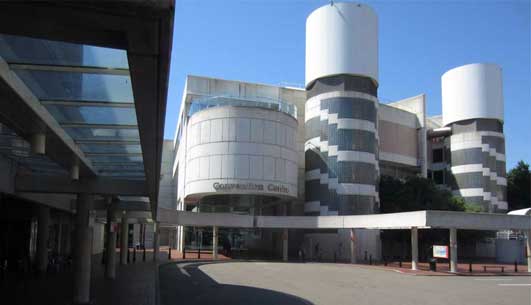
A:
213,182,289,194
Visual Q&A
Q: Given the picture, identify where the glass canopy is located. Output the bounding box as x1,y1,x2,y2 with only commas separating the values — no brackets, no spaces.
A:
0,34,144,178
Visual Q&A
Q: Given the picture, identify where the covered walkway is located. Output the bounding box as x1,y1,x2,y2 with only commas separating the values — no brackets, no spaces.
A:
158,209,531,273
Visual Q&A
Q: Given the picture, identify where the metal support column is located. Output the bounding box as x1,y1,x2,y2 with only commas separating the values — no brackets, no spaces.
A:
36,205,50,273
73,193,93,304
105,203,117,279
212,226,218,260
450,228,457,273
411,227,418,271
350,228,357,264
120,214,128,265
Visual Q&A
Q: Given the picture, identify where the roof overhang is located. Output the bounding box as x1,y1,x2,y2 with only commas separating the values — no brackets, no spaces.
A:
0,1,174,218
158,209,531,231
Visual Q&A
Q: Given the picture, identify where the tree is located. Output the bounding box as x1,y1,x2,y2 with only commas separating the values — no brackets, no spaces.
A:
507,160,531,211
379,175,465,213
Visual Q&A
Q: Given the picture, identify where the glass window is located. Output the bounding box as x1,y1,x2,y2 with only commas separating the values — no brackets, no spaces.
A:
432,148,444,163
45,105,137,125
0,34,128,69
87,155,143,163
63,127,140,141
13,70,133,102
433,170,444,185
80,144,141,154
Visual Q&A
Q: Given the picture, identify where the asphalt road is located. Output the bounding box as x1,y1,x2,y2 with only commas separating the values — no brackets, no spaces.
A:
159,261,531,305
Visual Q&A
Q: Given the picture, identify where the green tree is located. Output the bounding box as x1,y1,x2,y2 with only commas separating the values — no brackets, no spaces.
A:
379,175,465,213
507,160,531,210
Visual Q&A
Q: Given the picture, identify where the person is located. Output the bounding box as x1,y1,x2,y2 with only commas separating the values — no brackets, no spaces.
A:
298,248,305,263
314,243,320,261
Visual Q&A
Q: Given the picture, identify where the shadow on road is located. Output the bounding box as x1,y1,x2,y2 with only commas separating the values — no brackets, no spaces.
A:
159,261,314,305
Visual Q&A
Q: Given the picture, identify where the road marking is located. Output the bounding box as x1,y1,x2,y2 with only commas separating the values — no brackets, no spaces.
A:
498,284,531,286
178,266,191,277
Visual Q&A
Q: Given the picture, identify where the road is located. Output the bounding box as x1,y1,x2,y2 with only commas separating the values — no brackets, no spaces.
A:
159,261,531,305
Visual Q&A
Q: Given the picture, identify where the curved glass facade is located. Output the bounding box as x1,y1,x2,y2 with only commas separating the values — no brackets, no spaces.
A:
188,95,297,119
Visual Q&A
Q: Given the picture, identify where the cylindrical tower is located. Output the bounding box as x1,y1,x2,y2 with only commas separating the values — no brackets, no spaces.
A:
442,63,506,211
304,2,379,217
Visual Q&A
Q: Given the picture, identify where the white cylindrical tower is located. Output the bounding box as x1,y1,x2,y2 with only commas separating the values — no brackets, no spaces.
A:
442,63,503,127
305,2,378,88
442,63,507,212
304,2,380,260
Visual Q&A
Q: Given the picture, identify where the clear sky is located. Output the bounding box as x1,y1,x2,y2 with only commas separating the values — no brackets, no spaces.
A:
165,0,530,169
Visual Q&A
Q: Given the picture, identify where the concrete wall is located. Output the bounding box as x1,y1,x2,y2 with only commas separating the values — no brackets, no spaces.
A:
158,140,176,209
378,103,421,168
184,106,299,200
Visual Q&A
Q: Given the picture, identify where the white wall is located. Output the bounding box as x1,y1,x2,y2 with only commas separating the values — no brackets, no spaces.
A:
442,63,503,126
183,106,299,200
306,2,378,87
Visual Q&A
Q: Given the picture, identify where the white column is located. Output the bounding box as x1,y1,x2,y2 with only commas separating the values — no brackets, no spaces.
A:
36,205,50,273
350,228,357,264
449,228,457,273
212,226,218,260
527,230,531,272
73,193,93,304
411,227,418,271
105,205,117,279
153,222,160,262
282,228,289,262
30,133,46,154
120,214,128,265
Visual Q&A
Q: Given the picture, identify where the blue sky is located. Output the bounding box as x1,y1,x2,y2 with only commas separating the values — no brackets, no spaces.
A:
165,0,530,169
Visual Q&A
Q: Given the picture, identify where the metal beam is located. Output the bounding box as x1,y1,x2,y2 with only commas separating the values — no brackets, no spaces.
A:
85,153,142,157
74,140,141,145
9,63,130,76
15,175,148,196
41,100,134,108
60,123,137,129
0,55,97,176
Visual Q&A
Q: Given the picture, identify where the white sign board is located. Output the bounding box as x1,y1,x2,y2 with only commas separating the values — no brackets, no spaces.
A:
433,245,449,259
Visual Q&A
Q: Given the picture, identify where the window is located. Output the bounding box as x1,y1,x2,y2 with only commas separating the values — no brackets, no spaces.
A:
433,170,444,185
432,148,444,163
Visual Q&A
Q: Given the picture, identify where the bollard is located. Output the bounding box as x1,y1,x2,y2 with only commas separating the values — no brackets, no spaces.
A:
399,260,402,268
334,252,337,263
369,254,372,265
515,260,518,273
469,262,472,273
127,248,130,263
101,249,106,265
364,251,368,262
198,249,200,259
384,257,388,266
168,247,172,260
183,248,186,259
143,247,146,262
133,247,136,263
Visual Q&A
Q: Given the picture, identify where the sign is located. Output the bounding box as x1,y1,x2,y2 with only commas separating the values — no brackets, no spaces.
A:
433,245,449,259
212,182,289,194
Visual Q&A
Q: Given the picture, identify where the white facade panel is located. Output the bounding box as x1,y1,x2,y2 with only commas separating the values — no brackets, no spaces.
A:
442,63,503,126
183,106,298,200
305,2,378,87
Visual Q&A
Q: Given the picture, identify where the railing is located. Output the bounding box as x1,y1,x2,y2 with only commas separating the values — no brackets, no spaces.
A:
188,95,298,119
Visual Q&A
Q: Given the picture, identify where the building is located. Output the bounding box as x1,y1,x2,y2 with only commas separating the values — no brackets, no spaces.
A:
162,2,507,261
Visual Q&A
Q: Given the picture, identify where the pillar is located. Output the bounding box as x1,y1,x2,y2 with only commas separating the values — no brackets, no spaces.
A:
527,230,531,272
411,227,418,271
282,228,289,262
36,205,50,273
73,193,93,304
153,222,160,262
212,226,218,260
30,133,45,154
105,205,117,279
449,228,457,273
350,228,357,264
120,214,128,265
